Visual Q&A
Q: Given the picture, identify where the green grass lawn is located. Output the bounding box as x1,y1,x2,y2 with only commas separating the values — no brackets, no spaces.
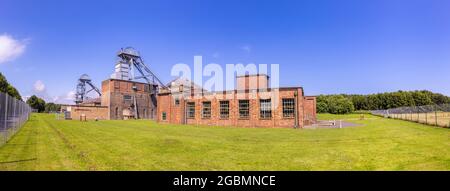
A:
0,113,448,171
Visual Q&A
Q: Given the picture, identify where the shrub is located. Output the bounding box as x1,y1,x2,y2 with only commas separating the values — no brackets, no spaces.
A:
317,95,355,114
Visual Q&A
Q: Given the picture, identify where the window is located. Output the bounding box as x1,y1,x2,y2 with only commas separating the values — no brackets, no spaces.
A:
132,83,138,91
239,100,250,119
219,101,230,119
123,95,132,100
282,98,295,118
260,99,272,119
175,99,180,105
186,102,195,119
202,102,211,119
162,112,167,120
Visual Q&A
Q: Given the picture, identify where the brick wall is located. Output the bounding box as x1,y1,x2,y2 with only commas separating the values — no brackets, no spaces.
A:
102,79,156,120
236,74,269,90
157,87,316,128
303,96,317,125
157,93,174,123
67,105,109,120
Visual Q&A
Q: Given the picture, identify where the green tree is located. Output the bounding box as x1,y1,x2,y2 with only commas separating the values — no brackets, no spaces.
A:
351,95,369,111
411,91,433,106
26,95,46,112
421,90,450,105
317,90,449,113
0,73,8,93
0,72,22,100
326,95,355,114
45,102,61,113
316,95,354,114
316,95,329,113
7,85,22,101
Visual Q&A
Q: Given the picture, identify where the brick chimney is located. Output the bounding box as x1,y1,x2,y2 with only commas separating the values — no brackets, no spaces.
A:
236,74,269,90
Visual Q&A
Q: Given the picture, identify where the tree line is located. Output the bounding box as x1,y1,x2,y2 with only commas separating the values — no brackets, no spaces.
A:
0,72,22,100
25,95,61,113
1,72,61,113
317,90,450,114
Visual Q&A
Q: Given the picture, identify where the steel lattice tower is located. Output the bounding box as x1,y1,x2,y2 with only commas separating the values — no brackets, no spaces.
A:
75,74,102,104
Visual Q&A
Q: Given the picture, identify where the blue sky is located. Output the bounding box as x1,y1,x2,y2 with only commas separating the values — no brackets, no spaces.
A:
1,0,449,103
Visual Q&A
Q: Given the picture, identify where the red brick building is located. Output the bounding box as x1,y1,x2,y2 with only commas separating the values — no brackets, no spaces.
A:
101,79,157,120
62,78,157,120
156,74,316,128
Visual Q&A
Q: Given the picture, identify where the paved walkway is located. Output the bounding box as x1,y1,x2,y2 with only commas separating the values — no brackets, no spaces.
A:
304,120,362,129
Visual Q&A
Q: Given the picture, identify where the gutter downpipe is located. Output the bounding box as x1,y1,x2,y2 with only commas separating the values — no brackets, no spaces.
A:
133,85,139,119
294,90,299,129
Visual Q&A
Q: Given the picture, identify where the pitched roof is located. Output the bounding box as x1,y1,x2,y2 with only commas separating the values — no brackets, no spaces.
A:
166,77,205,92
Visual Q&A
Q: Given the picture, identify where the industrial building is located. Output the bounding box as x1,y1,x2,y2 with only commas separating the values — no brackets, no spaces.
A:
157,74,316,128
61,48,162,120
61,47,316,128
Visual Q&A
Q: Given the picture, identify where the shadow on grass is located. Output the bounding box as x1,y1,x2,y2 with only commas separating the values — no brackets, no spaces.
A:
0,158,37,164
2,143,36,146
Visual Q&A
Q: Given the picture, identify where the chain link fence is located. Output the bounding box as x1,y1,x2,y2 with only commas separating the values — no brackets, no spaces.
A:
371,104,450,128
0,92,32,147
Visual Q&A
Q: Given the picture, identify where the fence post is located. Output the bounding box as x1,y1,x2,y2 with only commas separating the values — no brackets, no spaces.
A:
417,107,420,122
435,105,438,126
13,98,16,134
19,103,22,127
3,95,8,144
0,94,32,146
26,104,29,121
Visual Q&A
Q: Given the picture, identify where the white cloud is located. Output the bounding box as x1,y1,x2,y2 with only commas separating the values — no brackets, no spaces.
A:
0,34,28,64
52,96,59,102
240,45,252,53
22,95,31,102
66,91,76,100
33,80,46,92
26,80,75,104
30,80,53,102
52,91,76,104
